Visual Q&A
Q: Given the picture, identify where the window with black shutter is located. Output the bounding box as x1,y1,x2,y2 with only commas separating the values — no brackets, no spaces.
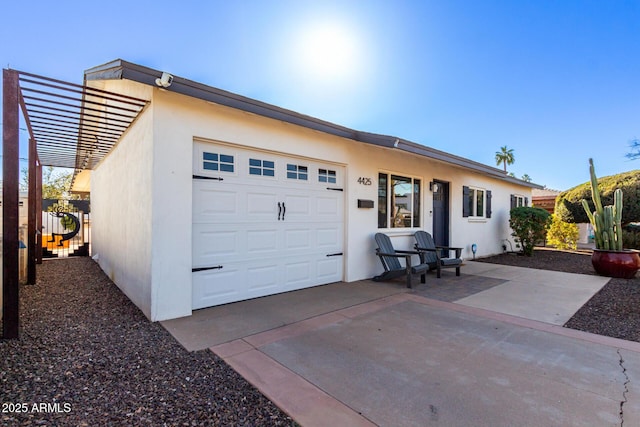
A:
511,194,527,208
464,186,490,219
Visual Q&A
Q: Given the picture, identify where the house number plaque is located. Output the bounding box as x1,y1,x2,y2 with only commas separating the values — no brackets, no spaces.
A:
357,177,372,185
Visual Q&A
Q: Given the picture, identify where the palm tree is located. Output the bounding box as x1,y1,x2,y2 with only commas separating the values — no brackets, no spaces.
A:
521,174,532,182
495,146,515,172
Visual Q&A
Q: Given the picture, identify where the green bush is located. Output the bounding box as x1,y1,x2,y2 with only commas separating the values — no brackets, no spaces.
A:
546,214,579,250
555,169,640,224
623,224,640,249
510,207,551,256
60,214,77,232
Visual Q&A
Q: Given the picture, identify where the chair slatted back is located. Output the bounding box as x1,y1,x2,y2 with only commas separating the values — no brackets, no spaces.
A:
414,231,439,264
375,233,402,272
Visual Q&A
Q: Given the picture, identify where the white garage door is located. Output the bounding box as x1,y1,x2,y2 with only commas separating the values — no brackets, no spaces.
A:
192,141,345,309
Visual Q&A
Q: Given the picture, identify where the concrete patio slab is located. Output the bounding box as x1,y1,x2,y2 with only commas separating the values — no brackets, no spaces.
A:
161,280,404,351
251,298,640,427
411,272,507,302
224,348,375,427
162,261,638,426
456,262,609,324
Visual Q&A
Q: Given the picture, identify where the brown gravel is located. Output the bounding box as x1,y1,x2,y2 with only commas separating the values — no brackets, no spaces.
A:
478,247,640,342
0,257,296,426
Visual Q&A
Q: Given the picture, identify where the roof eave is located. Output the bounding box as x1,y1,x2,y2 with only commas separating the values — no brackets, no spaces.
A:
85,60,543,190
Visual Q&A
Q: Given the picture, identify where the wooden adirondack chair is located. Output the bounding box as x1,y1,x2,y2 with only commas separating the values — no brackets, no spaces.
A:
373,233,430,288
414,230,463,278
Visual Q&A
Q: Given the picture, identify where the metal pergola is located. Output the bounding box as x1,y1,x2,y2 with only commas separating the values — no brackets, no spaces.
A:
2,68,148,339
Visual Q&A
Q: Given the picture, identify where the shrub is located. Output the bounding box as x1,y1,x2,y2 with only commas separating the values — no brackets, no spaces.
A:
555,169,640,225
623,224,640,250
546,214,579,250
510,207,551,256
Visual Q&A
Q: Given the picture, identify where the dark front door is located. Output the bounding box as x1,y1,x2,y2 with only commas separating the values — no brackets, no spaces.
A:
432,181,450,252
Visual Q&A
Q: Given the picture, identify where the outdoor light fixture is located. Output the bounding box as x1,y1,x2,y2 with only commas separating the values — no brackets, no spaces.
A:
429,181,440,192
471,243,477,259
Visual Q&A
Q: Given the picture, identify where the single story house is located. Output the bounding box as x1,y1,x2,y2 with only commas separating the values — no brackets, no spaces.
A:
68,60,541,321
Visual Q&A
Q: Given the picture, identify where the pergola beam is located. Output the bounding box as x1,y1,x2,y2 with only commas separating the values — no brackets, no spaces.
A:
3,68,20,339
28,139,38,285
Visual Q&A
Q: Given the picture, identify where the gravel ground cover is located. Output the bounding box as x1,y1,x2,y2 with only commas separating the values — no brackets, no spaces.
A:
478,247,640,342
0,257,296,426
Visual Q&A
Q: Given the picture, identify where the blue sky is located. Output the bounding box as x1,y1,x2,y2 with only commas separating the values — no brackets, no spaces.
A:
1,0,638,190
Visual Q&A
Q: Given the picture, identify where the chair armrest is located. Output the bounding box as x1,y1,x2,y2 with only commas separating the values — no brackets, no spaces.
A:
395,249,422,255
415,246,438,252
376,251,410,258
435,246,462,258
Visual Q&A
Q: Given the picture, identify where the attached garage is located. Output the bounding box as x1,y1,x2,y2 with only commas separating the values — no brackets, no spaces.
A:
82,59,541,321
191,140,345,309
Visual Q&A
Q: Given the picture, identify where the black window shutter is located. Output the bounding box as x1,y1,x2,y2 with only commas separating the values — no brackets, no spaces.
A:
486,190,492,218
462,186,470,217
525,197,529,207
510,195,516,209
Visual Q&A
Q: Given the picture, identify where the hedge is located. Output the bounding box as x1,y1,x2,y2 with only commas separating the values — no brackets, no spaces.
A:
555,169,640,224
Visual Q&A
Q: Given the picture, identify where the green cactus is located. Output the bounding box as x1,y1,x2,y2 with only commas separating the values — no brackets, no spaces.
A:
581,159,624,251
613,188,623,251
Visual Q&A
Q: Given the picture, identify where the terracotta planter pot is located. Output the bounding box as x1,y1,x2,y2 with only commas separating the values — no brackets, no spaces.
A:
591,249,640,279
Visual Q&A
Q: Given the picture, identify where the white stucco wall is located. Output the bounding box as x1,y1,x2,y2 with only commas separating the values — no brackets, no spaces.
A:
91,80,534,321
148,89,533,319
91,80,156,319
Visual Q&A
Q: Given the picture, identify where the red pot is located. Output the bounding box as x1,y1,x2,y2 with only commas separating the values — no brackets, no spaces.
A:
591,249,640,279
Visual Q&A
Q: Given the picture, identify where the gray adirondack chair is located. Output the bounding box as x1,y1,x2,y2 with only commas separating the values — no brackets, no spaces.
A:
373,233,430,288
414,230,463,278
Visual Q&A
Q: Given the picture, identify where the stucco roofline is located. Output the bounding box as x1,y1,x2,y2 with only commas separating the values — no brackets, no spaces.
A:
85,59,542,189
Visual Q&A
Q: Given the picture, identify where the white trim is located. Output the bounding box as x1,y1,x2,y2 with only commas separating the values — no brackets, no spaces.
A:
466,186,487,219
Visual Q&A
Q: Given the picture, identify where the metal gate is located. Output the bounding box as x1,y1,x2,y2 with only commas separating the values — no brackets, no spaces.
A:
41,199,90,258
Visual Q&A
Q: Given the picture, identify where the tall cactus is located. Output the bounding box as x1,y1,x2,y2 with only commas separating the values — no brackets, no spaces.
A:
581,159,624,251
613,188,623,250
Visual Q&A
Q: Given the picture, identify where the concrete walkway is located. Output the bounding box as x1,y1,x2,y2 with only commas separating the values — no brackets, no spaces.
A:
166,263,640,426
455,262,610,324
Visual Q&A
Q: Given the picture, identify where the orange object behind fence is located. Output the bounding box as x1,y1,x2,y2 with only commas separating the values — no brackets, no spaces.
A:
42,234,71,250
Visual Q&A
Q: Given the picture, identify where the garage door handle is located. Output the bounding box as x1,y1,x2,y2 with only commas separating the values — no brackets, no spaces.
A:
326,252,343,257
282,202,286,220
192,265,223,272
277,202,282,220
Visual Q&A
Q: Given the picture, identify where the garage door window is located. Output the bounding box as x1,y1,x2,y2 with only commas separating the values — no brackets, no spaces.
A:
249,159,275,176
203,152,234,172
318,169,337,183
287,164,308,180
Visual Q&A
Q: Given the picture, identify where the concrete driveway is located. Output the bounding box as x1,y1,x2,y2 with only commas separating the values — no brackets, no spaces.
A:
164,262,640,426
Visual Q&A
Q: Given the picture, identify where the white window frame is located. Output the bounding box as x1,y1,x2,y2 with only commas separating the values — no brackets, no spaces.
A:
467,186,487,219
